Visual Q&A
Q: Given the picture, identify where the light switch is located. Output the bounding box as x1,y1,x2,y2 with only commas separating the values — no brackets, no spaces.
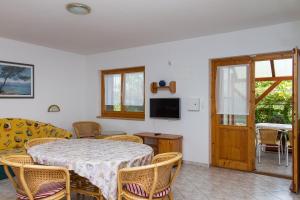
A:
187,98,200,111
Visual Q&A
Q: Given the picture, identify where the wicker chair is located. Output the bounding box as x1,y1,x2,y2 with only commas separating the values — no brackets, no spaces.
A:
105,135,143,144
24,137,66,150
118,152,182,200
72,121,102,138
285,131,292,167
257,129,282,165
0,154,70,200
70,171,103,200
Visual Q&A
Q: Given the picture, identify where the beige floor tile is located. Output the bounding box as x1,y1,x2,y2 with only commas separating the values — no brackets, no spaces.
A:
256,151,292,177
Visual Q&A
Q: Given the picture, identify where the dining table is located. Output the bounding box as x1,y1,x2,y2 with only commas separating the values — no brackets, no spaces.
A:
27,139,153,200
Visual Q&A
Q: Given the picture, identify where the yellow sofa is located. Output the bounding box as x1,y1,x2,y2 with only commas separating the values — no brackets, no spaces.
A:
0,118,72,179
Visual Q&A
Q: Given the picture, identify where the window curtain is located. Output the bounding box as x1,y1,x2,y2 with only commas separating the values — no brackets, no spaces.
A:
104,74,121,106
216,65,249,115
124,72,144,106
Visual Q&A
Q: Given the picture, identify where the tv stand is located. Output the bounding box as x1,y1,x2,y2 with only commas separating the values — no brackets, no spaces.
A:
134,132,182,155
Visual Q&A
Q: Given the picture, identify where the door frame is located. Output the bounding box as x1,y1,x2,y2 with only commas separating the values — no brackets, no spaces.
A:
252,51,296,183
210,49,299,192
292,48,299,193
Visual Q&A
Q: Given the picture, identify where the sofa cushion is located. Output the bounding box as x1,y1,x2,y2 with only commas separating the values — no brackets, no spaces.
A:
0,118,72,150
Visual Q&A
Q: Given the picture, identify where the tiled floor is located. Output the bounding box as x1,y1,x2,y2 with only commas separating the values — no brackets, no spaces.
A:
256,151,292,177
1,164,300,200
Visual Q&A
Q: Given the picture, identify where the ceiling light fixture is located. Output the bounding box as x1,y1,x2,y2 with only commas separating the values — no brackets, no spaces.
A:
66,3,91,15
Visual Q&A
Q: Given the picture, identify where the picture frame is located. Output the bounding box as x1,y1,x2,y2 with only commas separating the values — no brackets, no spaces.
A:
0,60,34,98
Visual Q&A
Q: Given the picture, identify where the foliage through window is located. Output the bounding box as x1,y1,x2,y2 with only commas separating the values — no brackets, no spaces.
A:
255,80,292,124
101,66,145,119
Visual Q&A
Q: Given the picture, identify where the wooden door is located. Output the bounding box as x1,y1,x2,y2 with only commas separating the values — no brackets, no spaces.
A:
211,56,255,171
292,48,299,192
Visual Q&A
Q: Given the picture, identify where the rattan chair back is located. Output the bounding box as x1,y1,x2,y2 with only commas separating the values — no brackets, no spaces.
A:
70,171,103,200
105,135,143,144
118,152,182,200
0,154,70,200
73,121,101,138
258,129,279,145
151,152,179,164
24,137,66,150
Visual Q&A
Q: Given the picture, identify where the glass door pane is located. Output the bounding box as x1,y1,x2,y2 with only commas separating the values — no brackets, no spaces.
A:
216,64,249,126
274,58,293,77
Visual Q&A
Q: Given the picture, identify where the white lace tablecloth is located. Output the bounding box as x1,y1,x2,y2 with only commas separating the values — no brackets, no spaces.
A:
27,139,153,200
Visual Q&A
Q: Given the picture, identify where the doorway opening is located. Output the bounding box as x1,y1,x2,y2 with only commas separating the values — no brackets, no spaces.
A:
210,49,299,192
254,56,293,178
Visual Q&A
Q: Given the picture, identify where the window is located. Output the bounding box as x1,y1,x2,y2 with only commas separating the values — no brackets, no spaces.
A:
255,61,272,78
255,58,293,78
100,66,145,119
216,64,249,126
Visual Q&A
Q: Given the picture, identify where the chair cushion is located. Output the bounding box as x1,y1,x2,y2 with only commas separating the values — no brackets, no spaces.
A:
16,182,65,200
125,183,171,198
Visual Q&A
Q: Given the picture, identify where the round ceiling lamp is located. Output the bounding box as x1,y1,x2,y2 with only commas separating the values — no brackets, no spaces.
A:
66,3,91,15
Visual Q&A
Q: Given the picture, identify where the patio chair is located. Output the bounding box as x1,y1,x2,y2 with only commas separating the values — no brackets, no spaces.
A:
285,131,292,167
257,129,282,165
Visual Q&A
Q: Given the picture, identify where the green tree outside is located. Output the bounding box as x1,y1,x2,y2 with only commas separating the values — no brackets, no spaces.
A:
255,80,292,124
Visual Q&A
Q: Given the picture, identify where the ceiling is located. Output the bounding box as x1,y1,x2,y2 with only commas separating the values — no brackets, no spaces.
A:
0,0,300,55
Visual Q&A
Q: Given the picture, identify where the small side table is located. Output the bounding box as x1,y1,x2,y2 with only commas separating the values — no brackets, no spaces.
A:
96,130,127,139
134,132,183,155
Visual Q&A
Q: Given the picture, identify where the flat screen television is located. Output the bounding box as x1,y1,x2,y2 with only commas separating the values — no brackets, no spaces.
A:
150,98,180,119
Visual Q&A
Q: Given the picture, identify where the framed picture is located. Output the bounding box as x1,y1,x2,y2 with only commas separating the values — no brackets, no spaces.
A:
0,60,34,98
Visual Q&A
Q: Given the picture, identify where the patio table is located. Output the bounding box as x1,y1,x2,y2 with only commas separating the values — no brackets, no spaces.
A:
256,123,292,131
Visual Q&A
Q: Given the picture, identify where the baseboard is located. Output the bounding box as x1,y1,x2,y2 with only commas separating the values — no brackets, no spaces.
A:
183,160,209,168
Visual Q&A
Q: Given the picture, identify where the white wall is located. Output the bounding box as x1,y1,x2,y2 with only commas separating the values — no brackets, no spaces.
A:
2,19,299,164
0,37,86,131
85,20,300,164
